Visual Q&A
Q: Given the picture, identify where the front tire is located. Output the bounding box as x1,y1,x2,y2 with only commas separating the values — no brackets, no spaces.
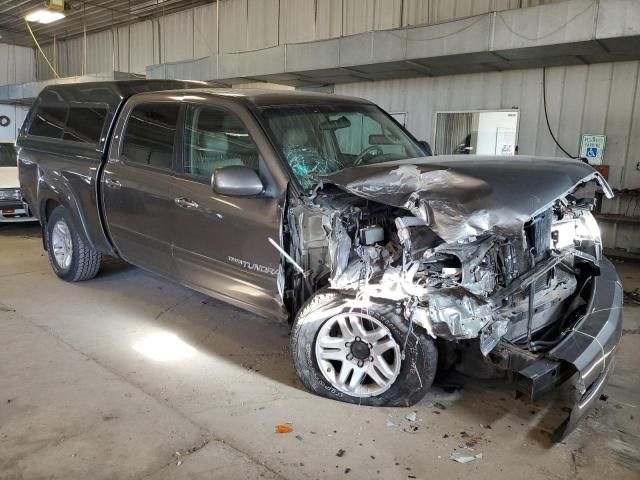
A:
291,291,437,407
45,206,102,282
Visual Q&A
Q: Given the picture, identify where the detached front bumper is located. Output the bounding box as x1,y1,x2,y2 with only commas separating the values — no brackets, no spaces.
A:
515,257,623,441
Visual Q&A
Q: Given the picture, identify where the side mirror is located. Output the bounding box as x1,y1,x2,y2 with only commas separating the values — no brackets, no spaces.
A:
418,140,433,156
212,166,264,196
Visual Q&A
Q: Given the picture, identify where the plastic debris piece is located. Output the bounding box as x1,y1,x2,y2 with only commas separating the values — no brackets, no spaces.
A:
450,452,482,464
385,420,395,427
275,424,294,434
406,411,418,422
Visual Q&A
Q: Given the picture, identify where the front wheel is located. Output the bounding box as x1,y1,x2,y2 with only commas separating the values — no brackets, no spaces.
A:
291,291,437,406
45,205,102,282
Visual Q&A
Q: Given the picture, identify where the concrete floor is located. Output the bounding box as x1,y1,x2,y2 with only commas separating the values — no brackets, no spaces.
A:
1,223,638,480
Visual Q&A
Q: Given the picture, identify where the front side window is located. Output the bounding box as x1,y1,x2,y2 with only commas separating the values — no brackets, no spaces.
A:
259,104,424,191
121,103,180,170
183,105,259,180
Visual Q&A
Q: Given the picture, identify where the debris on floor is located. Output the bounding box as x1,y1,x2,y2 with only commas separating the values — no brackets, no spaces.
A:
275,424,293,434
385,419,395,427
403,425,419,434
464,437,478,448
405,411,418,422
336,449,346,457
450,452,483,463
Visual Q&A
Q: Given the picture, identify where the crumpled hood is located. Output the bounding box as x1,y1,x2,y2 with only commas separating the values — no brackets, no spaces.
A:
320,155,613,243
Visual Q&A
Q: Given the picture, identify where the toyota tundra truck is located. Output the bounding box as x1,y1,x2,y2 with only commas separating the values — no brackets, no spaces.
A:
17,80,623,440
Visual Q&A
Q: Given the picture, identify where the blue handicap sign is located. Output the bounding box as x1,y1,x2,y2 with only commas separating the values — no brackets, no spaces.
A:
586,147,598,157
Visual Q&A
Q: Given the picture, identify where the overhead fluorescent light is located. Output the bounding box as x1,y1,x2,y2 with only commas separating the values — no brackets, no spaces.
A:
25,8,66,24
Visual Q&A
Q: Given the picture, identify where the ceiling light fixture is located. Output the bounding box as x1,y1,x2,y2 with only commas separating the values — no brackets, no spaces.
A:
25,8,66,24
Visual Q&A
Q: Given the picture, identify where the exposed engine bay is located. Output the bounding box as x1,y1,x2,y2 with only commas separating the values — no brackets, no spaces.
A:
283,161,611,364
279,159,622,440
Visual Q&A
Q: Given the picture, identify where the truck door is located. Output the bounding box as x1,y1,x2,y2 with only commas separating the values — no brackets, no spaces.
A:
171,102,285,320
102,100,180,279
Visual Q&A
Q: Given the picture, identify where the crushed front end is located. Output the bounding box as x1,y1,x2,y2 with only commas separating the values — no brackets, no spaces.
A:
283,157,622,440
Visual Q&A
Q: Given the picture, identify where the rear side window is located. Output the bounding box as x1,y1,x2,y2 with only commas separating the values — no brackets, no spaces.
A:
121,103,180,170
29,105,67,139
28,103,107,145
63,106,107,143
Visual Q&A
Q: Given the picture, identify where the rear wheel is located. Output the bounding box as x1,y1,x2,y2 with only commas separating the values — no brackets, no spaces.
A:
45,206,102,282
291,291,438,406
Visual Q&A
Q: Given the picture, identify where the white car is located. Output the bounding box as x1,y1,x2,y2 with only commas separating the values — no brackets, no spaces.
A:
0,143,36,222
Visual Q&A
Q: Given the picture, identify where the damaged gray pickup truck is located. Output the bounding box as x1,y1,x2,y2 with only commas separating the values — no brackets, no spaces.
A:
18,81,622,440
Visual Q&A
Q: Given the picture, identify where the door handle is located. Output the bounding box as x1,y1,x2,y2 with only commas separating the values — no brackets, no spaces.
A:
174,197,199,209
104,178,122,189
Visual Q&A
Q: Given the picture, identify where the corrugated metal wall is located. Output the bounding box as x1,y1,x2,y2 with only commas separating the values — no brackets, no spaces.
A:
34,0,569,80
335,61,640,250
36,3,216,79
117,20,157,75
0,43,35,86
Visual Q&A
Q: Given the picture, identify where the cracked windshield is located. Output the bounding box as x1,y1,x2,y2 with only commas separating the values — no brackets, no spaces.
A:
260,104,425,190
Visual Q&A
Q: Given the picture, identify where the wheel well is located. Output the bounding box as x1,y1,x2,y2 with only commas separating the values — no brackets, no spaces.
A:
42,199,61,225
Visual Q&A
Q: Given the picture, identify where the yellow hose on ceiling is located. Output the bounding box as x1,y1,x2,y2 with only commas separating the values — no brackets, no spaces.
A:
25,19,60,79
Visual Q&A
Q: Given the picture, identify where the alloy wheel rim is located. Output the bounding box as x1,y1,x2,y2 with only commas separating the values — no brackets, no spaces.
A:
51,219,73,270
315,313,401,397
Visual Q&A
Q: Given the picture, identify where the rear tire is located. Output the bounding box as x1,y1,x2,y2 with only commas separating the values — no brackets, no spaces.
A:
45,206,102,282
291,291,438,407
